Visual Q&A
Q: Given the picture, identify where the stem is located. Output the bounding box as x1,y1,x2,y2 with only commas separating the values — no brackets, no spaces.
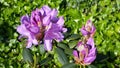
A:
84,65,86,68
33,54,37,68
80,64,82,68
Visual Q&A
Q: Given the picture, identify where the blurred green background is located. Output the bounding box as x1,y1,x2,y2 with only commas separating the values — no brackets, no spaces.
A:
0,0,120,68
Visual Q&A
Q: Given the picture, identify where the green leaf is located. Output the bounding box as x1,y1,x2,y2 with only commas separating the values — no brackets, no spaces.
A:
67,34,80,41
22,48,33,63
88,65,97,68
39,57,52,66
55,47,68,65
68,40,78,49
62,63,77,68
57,43,68,49
38,44,45,55
65,48,73,56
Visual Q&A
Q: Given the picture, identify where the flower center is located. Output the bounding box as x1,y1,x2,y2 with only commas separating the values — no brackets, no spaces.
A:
35,22,45,40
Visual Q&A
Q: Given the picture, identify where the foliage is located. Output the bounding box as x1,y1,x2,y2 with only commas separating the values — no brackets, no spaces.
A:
0,0,120,68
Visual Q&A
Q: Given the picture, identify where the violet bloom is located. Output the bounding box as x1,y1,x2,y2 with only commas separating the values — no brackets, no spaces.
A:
17,5,66,51
73,37,96,65
80,20,96,37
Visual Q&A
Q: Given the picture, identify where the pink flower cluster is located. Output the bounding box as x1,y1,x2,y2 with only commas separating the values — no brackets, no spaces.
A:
73,20,96,65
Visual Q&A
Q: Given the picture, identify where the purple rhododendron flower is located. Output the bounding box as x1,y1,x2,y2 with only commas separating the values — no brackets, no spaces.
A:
73,37,96,65
17,5,66,51
80,20,96,37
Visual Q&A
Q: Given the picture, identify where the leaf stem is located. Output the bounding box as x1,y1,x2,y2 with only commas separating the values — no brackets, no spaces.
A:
80,64,82,68
33,54,37,68
84,65,86,68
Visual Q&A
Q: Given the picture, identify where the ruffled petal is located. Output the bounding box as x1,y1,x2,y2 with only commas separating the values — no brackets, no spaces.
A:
49,9,58,18
73,50,79,58
44,39,52,51
43,15,51,26
87,37,94,48
88,48,96,57
29,26,40,34
84,56,96,64
56,16,64,29
17,24,30,37
42,5,51,15
80,26,89,35
21,15,30,24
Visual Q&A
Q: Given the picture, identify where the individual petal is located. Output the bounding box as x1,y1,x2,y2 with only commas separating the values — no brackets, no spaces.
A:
26,39,32,48
42,5,51,15
62,28,67,33
49,9,58,18
32,37,38,45
84,56,96,64
51,17,58,23
90,25,96,37
30,12,38,25
43,15,51,26
18,35,24,40
86,37,94,48
17,24,30,37
29,26,40,34
54,32,64,42
50,23,60,31
34,14,41,23
85,20,92,27
80,26,89,35
91,25,96,33
77,41,82,47
21,15,30,24
88,48,96,57
44,39,52,51
73,50,79,58
56,16,64,28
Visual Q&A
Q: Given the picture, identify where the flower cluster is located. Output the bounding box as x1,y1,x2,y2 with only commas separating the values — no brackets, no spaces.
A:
73,20,96,65
17,5,66,51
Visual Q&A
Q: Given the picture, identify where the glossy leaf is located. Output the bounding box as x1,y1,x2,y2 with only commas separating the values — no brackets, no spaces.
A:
55,47,68,65
22,48,33,63
38,44,45,55
62,63,77,68
39,57,52,66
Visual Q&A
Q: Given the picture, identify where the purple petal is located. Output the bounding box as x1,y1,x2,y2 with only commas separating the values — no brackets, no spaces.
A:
42,5,51,15
84,56,96,64
31,10,42,26
73,50,79,58
86,20,92,25
32,38,38,45
62,28,67,33
56,16,64,28
88,48,96,57
26,40,32,48
80,26,89,35
87,37,94,48
26,37,33,48
77,41,82,47
17,24,30,36
90,25,96,34
43,15,51,26
29,26,40,34
21,15,30,24
45,29,64,42
49,9,58,18
44,39,52,51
